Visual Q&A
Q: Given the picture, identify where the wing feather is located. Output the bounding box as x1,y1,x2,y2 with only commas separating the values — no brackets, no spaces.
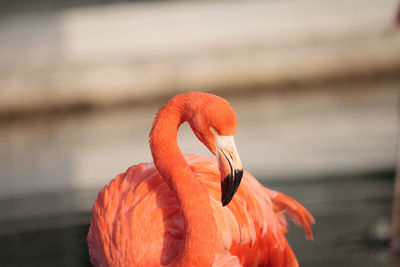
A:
185,154,313,267
88,154,313,267
88,163,184,266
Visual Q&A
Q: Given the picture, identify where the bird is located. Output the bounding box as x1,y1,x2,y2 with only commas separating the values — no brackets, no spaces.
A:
87,92,314,267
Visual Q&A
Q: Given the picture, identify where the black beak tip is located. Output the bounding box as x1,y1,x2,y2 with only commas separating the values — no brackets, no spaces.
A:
221,169,243,207
236,169,243,180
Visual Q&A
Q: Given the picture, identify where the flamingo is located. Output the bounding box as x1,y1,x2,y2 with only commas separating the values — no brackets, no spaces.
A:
88,92,314,267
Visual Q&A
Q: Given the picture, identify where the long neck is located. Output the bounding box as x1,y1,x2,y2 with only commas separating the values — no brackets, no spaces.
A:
149,97,217,266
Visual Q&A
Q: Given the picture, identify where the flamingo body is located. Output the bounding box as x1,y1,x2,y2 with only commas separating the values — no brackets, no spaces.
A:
88,154,313,266
88,92,314,266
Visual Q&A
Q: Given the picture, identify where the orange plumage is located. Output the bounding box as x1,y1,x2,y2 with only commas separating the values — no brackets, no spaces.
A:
88,92,314,267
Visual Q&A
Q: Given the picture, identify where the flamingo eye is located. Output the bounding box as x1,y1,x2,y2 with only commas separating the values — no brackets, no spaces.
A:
210,127,219,136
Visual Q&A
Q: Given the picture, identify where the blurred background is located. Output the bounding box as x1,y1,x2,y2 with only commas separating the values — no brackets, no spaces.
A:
1,0,400,266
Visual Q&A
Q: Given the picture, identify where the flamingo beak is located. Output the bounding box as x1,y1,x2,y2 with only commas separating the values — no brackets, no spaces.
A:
216,135,243,206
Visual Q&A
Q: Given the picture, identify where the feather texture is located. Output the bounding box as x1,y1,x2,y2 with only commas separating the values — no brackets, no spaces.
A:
88,154,314,266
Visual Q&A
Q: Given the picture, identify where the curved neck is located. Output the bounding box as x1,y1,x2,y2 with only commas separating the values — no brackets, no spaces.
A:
149,96,217,266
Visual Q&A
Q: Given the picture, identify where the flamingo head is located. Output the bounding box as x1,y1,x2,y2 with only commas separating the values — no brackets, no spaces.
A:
187,94,243,206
